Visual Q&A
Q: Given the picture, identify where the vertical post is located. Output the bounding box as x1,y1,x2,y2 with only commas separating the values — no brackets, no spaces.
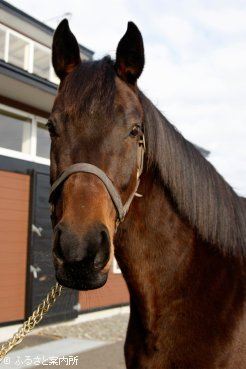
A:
30,116,37,160
4,29,9,63
27,41,34,73
21,120,32,154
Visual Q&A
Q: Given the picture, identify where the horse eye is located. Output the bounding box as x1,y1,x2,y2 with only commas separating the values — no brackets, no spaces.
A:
129,124,142,138
46,120,57,137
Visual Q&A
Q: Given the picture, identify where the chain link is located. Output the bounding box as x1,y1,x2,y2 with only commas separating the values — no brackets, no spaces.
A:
0,282,63,362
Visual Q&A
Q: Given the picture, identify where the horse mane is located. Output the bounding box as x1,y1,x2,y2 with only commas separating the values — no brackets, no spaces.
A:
139,91,246,258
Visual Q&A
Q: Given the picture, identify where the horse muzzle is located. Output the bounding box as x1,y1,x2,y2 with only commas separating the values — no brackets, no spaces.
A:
53,222,110,290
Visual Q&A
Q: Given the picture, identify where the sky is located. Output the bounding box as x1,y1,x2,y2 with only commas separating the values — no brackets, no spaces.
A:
8,0,246,196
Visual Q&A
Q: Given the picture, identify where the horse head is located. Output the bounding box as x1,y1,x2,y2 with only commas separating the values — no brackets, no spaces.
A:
49,20,145,290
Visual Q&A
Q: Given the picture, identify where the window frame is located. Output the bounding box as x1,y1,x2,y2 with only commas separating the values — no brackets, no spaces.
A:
0,24,59,84
0,103,50,165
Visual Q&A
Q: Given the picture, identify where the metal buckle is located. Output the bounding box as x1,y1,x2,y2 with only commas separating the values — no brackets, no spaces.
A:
139,135,146,151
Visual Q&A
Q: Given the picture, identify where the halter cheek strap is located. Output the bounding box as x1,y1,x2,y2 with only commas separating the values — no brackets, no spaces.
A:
49,136,145,225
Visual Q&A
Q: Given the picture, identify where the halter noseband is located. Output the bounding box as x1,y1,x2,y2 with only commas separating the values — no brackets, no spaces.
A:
49,136,145,226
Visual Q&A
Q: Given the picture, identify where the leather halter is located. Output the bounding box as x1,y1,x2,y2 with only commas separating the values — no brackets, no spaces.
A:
49,136,145,225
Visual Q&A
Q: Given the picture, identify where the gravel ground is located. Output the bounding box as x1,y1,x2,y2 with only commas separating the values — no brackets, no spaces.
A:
36,313,129,343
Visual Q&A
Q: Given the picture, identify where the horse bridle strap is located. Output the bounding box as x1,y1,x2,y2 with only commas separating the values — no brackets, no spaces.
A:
50,163,127,221
49,137,145,224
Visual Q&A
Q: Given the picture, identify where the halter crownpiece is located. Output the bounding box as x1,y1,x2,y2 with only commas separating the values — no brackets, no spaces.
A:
49,135,145,225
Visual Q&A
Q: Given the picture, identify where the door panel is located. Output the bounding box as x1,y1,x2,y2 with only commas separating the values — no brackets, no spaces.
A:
27,171,78,324
0,170,30,323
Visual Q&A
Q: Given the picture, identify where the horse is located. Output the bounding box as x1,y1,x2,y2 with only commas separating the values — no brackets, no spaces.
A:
49,20,246,369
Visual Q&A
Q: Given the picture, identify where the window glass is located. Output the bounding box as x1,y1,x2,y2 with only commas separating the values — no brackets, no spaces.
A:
0,110,31,153
0,29,5,60
33,46,50,79
8,34,29,69
36,122,50,158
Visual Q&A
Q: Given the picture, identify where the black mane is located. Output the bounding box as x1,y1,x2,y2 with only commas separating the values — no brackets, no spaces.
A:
139,92,246,258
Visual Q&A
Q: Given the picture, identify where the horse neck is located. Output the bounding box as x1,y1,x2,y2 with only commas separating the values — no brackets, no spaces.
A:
115,169,245,363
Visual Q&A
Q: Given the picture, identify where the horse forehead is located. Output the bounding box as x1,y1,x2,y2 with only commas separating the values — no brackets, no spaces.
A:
115,76,143,116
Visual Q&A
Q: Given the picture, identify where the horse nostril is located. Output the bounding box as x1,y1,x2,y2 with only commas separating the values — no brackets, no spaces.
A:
93,229,110,269
54,225,85,262
53,230,64,260
53,223,111,269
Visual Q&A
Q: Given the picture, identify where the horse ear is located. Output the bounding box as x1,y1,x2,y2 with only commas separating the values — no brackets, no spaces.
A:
52,19,80,80
115,22,145,84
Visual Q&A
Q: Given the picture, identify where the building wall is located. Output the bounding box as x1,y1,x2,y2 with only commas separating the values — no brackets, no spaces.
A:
0,102,129,325
79,272,129,312
0,4,128,325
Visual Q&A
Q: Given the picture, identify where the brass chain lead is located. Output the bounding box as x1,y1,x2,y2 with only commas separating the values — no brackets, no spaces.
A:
0,282,63,362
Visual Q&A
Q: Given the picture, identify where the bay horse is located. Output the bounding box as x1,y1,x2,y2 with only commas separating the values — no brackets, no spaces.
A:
49,20,246,368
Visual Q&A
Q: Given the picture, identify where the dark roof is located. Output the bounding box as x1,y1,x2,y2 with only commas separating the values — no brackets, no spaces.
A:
0,0,94,59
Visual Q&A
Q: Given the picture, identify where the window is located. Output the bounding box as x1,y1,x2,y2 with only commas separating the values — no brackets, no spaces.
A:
36,122,50,159
8,34,29,70
0,110,31,153
0,24,58,84
33,46,50,80
0,104,50,165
